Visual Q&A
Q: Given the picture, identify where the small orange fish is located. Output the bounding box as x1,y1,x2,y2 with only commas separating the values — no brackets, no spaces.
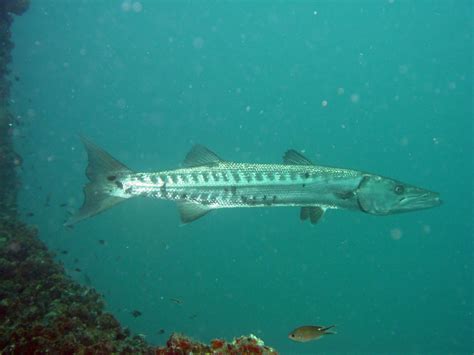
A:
288,325,336,342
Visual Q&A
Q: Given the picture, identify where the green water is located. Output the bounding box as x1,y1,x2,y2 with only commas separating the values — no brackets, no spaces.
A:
11,1,472,353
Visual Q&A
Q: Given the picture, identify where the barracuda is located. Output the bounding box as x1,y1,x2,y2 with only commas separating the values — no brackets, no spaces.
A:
65,137,442,226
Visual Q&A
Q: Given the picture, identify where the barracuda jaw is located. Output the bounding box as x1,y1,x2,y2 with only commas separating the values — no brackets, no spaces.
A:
397,189,442,212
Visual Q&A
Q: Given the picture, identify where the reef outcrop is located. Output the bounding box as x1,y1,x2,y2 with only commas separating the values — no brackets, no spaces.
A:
0,219,152,353
156,333,278,354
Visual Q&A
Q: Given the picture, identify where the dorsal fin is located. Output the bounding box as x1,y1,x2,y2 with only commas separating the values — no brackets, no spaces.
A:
183,145,224,167
283,149,313,165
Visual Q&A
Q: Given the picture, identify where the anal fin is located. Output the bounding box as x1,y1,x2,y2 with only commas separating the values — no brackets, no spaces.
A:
300,206,325,224
177,202,212,223
300,207,310,221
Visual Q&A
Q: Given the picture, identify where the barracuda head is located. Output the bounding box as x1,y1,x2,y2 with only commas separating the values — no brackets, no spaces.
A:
356,175,442,215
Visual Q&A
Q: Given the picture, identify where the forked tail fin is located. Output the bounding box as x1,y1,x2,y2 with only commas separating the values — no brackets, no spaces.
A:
65,136,133,226
322,325,337,335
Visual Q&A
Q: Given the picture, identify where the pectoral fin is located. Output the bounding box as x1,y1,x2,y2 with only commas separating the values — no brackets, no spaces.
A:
300,206,325,224
177,202,212,223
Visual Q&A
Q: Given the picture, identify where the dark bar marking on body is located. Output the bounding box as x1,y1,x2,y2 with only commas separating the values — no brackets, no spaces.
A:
232,172,241,182
160,183,167,195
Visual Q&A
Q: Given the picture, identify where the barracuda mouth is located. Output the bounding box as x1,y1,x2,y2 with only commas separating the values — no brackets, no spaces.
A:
398,191,442,211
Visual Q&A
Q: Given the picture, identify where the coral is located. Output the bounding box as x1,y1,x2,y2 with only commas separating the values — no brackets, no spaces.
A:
155,333,278,354
0,0,30,16
0,219,153,353
0,219,279,353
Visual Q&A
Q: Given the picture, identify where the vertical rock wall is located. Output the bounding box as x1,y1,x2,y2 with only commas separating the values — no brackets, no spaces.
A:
0,0,29,219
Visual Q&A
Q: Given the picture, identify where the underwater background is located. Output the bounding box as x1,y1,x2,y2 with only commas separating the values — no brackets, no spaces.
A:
10,1,472,354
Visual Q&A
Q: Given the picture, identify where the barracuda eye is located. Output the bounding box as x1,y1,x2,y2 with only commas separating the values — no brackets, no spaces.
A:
394,185,405,195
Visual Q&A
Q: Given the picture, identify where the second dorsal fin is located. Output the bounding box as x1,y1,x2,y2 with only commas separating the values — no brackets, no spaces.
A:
283,149,313,165
183,145,224,167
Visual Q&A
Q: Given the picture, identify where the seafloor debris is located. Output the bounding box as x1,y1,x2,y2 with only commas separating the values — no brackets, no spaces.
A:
155,333,278,354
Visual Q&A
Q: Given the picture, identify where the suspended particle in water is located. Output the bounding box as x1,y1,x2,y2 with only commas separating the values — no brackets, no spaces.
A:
390,228,403,240
400,136,409,146
193,37,204,49
132,2,143,12
422,225,431,235
27,108,36,118
116,98,127,110
350,93,360,103
321,100,328,107
398,65,408,75
121,1,131,12
337,87,345,95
